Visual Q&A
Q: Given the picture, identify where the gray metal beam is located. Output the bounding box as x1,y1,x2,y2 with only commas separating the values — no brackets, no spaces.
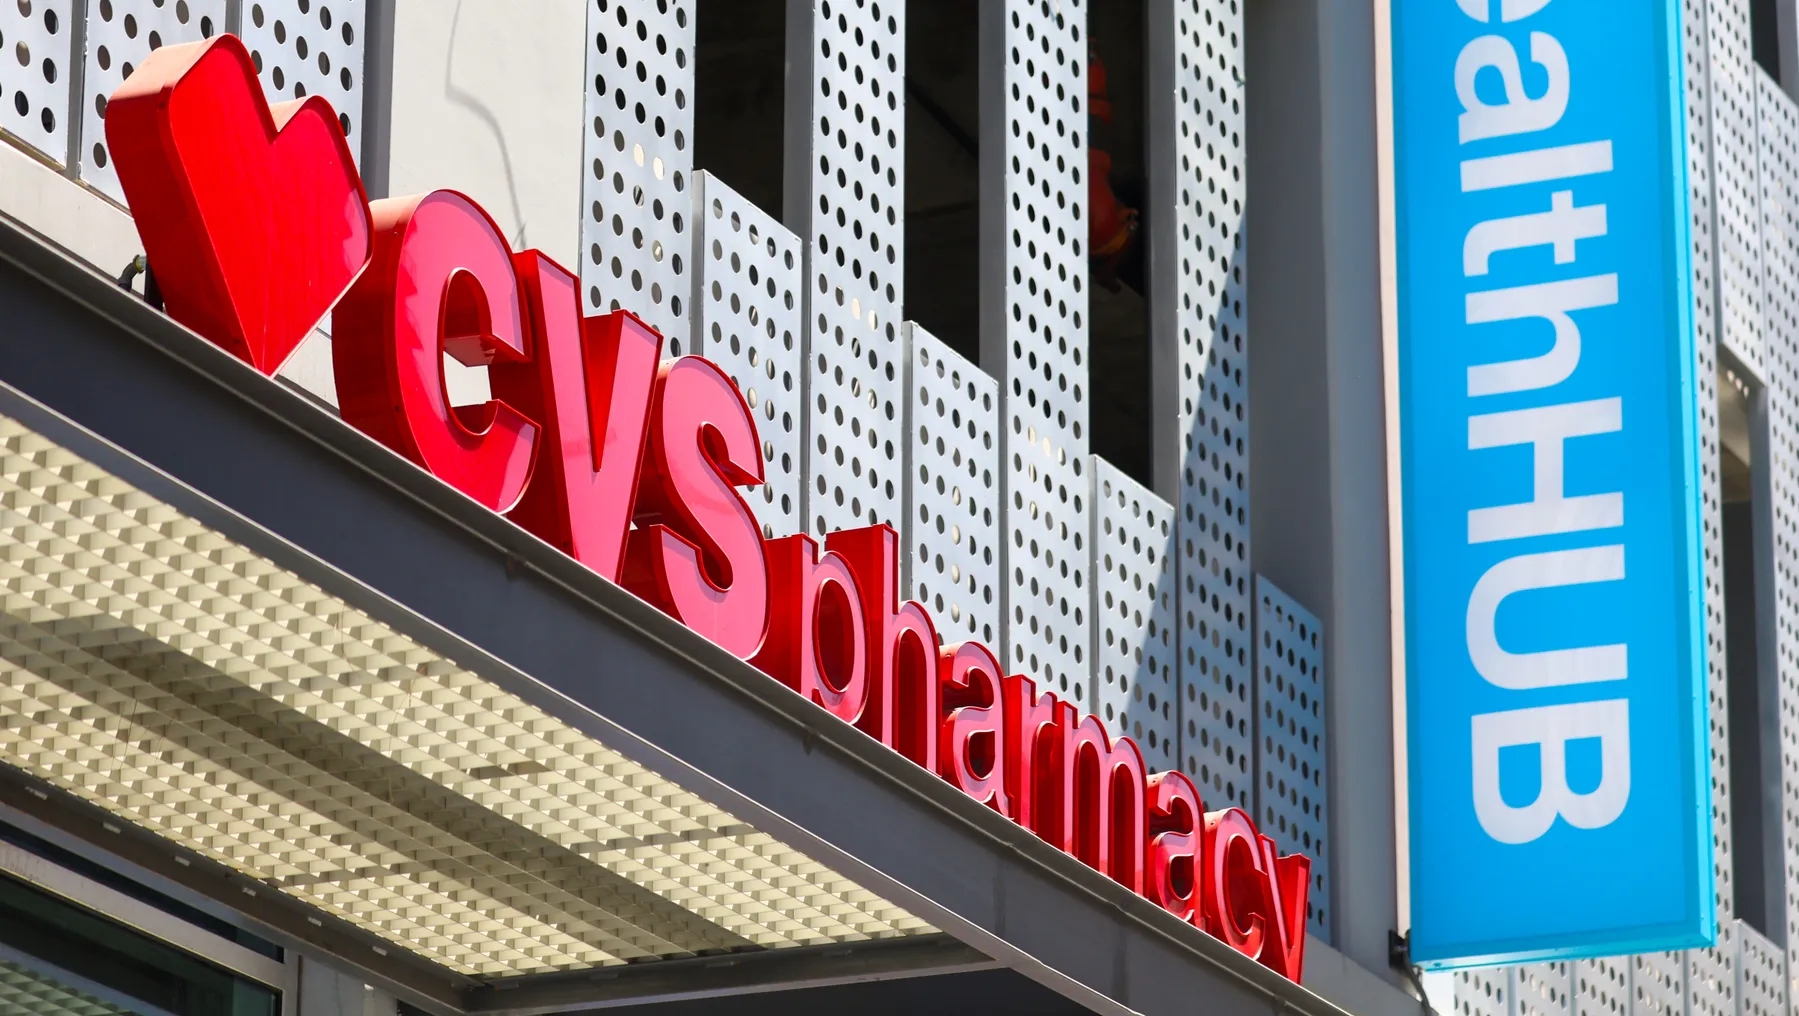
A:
463,936,995,1015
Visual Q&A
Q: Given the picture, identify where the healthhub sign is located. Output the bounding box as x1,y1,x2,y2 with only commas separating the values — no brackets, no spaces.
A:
1391,0,1714,967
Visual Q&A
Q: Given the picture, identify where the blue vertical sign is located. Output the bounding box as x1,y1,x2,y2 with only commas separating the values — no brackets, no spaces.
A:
1392,0,1713,968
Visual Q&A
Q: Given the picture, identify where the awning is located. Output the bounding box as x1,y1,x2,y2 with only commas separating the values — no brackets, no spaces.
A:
0,410,930,976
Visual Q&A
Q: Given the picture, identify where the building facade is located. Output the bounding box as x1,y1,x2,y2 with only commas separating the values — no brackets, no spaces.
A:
0,0,1780,1014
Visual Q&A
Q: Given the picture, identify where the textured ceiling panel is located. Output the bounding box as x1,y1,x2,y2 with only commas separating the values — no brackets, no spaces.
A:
0,414,929,977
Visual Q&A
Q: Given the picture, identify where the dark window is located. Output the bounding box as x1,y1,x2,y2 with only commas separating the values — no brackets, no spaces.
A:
0,822,279,959
903,0,980,363
903,1,1155,489
693,0,786,217
1720,363,1783,943
0,871,278,1016
1085,1,1151,489
1753,0,1781,83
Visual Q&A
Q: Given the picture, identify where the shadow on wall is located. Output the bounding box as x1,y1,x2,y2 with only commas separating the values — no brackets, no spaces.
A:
1179,240,1253,817
442,0,530,251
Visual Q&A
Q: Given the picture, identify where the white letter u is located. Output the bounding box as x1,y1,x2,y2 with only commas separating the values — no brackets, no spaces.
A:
1466,545,1626,689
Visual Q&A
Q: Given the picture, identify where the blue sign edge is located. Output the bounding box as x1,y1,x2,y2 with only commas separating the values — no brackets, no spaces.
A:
1392,0,1718,968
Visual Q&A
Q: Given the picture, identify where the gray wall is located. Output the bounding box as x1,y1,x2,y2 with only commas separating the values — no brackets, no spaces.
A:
1247,0,1401,987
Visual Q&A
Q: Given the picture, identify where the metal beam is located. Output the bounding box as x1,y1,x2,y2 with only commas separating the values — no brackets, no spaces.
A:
464,936,995,1015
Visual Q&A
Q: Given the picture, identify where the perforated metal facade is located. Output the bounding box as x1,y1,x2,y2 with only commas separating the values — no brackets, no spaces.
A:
1254,574,1327,939
581,0,693,352
1755,60,1799,1005
0,0,73,167
1738,925,1786,1016
1093,460,1177,773
1696,3,1738,963
239,0,364,152
1149,0,1254,814
1459,968,1515,1016
788,0,906,540
905,323,1000,647
1635,953,1688,1016
982,0,1090,708
1578,959,1631,1016
1460,938,1792,1016
80,0,226,204
1710,0,1767,381
1519,964,1577,1016
692,171,804,539
35,0,363,210
1693,935,1740,1016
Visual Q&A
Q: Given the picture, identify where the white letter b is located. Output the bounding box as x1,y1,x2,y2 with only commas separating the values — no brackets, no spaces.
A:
1472,700,1630,844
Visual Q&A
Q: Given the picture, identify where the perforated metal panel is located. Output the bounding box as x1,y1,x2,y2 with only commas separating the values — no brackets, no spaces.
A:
904,323,1000,647
1253,574,1326,939
1688,12,1743,1016
1691,936,1739,1016
582,0,693,352
1151,0,1252,812
80,0,225,204
240,0,365,151
1737,921,1787,1016
1577,959,1631,1016
692,171,804,539
1708,0,1766,382
1752,66,1799,992
981,0,1090,708
1092,460,1177,773
1459,969,1516,1016
1633,954,1687,1016
788,0,905,538
1520,964,1575,1016
0,0,73,166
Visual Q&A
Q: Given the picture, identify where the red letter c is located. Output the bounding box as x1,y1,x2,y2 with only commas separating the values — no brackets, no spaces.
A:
333,189,538,512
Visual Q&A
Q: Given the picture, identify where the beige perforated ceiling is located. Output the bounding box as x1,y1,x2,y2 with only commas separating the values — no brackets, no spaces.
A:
0,414,930,978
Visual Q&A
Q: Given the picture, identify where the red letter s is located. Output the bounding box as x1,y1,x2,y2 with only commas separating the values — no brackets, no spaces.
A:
623,358,769,658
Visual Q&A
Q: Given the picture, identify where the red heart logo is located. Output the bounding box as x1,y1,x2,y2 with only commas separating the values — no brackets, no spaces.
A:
104,34,373,376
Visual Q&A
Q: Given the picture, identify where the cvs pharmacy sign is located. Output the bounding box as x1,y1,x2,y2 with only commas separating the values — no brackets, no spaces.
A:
104,33,1314,979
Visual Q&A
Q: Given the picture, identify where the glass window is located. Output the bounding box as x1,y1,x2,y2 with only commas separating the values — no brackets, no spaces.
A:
0,872,278,1016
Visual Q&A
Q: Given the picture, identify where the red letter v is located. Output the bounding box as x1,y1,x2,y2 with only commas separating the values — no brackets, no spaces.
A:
492,252,662,581
1258,834,1311,981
